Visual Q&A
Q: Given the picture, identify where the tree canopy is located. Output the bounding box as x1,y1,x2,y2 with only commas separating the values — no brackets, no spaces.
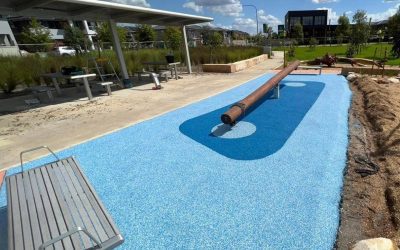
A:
135,24,156,42
164,27,182,51
351,10,370,53
96,22,127,45
20,18,52,52
291,22,304,42
336,14,351,39
388,7,400,58
63,25,88,53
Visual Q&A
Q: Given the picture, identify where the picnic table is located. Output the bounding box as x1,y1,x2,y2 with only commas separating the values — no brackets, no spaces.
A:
142,61,181,80
41,73,97,100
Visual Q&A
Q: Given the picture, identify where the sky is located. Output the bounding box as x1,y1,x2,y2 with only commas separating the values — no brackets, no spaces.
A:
105,0,400,34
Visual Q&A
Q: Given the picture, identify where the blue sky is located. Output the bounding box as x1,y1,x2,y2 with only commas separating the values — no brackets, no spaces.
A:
108,0,400,33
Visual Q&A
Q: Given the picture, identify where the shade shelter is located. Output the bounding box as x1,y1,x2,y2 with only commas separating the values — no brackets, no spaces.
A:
0,0,213,86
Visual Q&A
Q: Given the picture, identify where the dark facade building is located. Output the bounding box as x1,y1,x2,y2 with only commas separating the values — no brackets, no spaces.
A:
285,10,328,39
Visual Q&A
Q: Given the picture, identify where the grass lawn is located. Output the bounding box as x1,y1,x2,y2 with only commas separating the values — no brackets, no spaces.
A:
274,43,400,66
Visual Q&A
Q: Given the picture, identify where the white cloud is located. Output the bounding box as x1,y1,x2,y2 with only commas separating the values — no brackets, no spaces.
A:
232,17,256,32
102,0,150,7
183,0,243,17
257,10,283,32
368,3,400,21
183,2,203,12
312,0,339,3
345,10,353,16
317,7,339,24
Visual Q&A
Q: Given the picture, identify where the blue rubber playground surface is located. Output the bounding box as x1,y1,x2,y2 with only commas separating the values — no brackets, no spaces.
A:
0,73,351,249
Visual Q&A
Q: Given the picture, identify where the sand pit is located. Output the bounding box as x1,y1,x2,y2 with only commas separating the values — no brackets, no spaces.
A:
337,75,400,249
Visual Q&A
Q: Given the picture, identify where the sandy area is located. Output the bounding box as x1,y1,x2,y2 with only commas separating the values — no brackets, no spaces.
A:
0,58,285,170
336,75,400,249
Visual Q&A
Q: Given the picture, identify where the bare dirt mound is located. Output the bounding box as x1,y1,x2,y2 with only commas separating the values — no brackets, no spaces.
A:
337,76,400,249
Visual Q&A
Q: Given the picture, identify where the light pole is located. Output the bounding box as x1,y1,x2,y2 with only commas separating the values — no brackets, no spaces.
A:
243,4,259,34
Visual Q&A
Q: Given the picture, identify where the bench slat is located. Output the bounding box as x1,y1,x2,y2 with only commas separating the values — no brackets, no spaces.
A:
10,177,24,249
68,158,119,237
34,167,63,249
22,171,42,250
48,163,82,248
42,165,74,249
6,178,14,250
56,161,94,249
16,174,34,250
28,170,53,250
62,159,109,243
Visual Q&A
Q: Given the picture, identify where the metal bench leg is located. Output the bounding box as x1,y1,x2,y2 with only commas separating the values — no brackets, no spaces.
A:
46,90,54,102
106,85,112,95
150,73,161,89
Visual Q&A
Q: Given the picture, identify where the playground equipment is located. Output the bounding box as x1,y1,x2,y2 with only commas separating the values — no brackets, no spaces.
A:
221,60,301,125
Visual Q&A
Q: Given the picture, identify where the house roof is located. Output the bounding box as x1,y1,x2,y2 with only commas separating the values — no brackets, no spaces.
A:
0,0,213,25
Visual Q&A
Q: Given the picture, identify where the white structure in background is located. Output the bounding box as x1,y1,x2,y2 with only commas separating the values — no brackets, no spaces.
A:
0,19,19,56
82,20,95,50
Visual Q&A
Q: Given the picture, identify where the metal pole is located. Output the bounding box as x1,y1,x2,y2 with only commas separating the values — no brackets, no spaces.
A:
243,4,259,34
82,20,95,50
108,19,132,88
182,25,192,74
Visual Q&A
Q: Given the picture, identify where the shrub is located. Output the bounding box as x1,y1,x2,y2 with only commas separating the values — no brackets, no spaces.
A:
309,38,318,50
346,44,357,58
0,60,21,94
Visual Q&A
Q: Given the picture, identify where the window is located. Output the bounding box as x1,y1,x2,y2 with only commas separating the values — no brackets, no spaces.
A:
314,16,326,25
0,34,15,46
290,17,301,27
302,16,313,26
0,34,6,45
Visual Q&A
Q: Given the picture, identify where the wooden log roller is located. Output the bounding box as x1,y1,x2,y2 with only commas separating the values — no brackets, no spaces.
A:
220,60,301,125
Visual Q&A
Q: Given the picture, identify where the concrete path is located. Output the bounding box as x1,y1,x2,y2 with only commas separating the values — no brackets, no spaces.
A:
0,58,283,170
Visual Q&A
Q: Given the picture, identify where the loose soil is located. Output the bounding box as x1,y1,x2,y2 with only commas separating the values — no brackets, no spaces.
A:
336,75,400,249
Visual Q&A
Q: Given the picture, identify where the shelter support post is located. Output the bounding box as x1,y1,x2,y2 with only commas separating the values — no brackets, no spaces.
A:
108,19,132,88
82,20,95,50
182,26,192,74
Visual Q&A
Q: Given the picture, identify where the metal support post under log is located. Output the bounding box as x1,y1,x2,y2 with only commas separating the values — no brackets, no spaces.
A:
220,60,301,125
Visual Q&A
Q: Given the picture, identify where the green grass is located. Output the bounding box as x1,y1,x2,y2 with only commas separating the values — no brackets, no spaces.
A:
275,43,400,66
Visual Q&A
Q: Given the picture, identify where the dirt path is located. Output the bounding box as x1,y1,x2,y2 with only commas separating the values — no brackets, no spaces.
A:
337,76,400,249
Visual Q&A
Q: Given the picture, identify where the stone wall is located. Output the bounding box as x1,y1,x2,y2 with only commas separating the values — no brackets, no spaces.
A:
202,54,269,73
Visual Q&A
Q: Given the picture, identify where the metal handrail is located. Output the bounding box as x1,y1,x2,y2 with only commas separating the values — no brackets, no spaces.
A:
20,146,60,173
38,226,102,250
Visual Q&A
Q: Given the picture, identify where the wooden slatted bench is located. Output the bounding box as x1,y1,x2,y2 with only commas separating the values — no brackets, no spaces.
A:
6,146,124,250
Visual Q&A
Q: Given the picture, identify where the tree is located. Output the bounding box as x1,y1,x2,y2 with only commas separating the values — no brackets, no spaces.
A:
96,22,127,47
20,18,52,52
63,25,89,54
164,27,182,51
336,14,350,43
135,24,155,43
263,23,273,38
201,30,223,62
291,22,304,43
388,7,400,58
309,37,319,50
351,10,370,54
